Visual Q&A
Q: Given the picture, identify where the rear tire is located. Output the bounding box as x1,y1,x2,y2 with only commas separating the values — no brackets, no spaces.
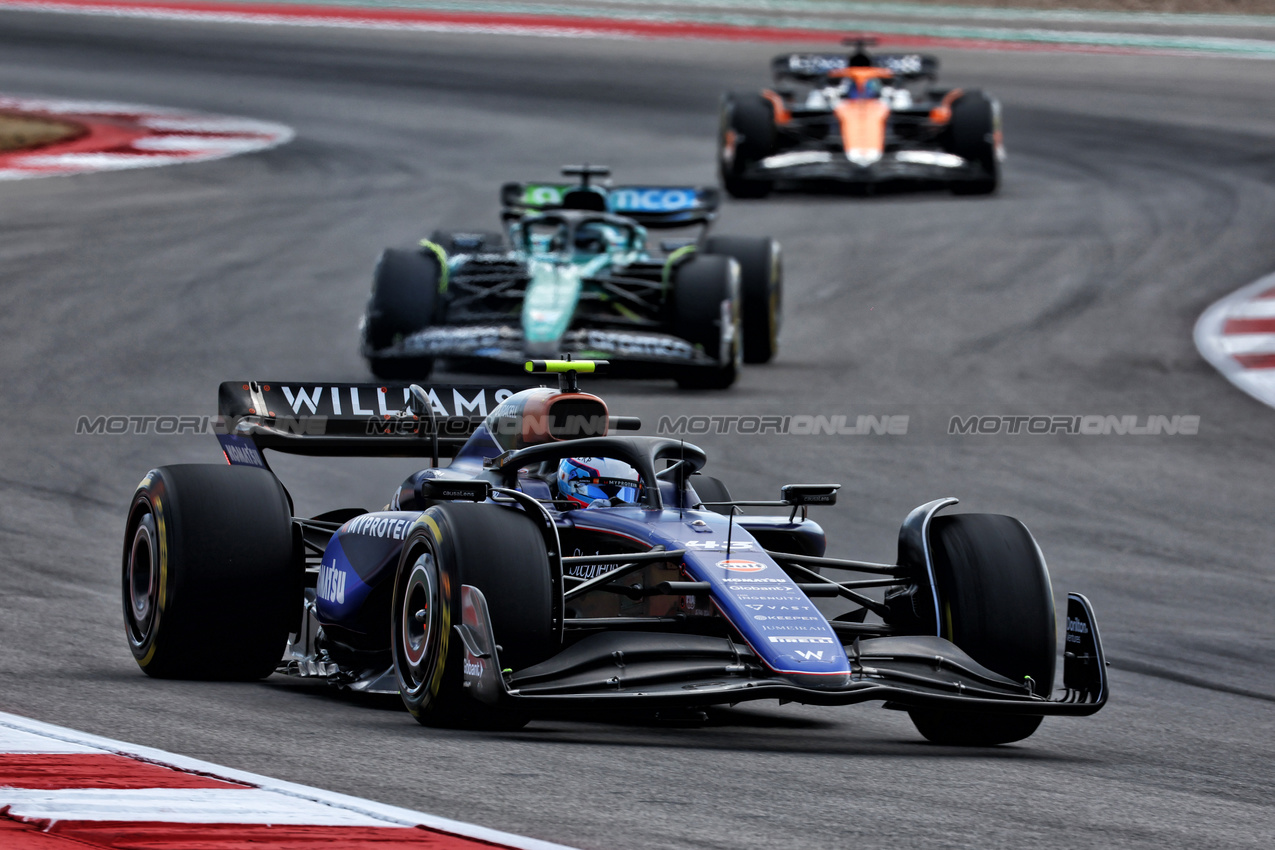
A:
670,255,741,390
704,235,782,364
392,503,555,729
719,93,775,199
122,465,297,680
946,92,1000,196
363,247,440,379
907,513,1056,745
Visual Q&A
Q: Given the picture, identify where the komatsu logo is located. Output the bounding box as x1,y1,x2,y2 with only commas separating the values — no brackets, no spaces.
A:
224,444,263,467
317,561,347,605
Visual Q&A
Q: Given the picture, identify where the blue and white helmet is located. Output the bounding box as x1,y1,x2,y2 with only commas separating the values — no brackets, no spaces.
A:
557,457,642,508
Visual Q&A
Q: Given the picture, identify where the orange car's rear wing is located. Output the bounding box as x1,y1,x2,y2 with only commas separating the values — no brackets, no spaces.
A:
772,52,938,83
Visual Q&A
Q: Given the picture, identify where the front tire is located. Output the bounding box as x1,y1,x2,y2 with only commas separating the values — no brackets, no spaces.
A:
392,503,555,728
363,247,441,379
907,513,1056,745
719,92,775,199
122,465,297,680
946,92,1000,196
670,255,741,390
704,235,782,364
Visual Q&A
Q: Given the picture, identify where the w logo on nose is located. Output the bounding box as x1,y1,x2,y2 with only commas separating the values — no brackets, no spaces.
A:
795,650,824,661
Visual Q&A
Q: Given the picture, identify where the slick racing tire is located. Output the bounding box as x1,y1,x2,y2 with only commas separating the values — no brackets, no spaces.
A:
670,255,742,390
719,92,775,199
122,464,297,680
392,503,555,729
364,247,440,380
907,514,1057,746
689,474,733,516
945,91,1000,196
704,235,782,364
427,229,505,255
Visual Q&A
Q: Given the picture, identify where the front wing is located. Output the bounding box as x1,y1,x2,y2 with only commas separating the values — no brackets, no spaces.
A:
744,149,988,185
457,588,1109,716
365,323,721,367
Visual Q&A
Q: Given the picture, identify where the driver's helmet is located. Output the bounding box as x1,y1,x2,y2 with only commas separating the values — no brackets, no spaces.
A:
557,457,641,508
573,222,610,254
842,77,883,100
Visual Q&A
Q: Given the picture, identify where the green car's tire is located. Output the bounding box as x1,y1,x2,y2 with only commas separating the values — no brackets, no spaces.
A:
670,255,741,390
364,247,440,379
704,235,782,364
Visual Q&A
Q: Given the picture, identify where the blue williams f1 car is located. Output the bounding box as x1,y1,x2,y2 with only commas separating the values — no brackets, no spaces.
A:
123,362,1106,745
359,165,781,390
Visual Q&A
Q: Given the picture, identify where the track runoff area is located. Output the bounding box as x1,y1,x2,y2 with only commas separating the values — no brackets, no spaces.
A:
2,1,1274,847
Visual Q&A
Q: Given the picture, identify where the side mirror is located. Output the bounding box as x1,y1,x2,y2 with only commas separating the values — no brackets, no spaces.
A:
781,484,840,506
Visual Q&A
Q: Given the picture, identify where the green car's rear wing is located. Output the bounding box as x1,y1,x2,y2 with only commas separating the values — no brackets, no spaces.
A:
501,182,720,229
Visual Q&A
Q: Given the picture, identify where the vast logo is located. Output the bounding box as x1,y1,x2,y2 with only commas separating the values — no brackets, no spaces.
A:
718,559,767,573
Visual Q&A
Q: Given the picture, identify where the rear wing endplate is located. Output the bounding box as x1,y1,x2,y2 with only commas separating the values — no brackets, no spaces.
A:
216,381,527,467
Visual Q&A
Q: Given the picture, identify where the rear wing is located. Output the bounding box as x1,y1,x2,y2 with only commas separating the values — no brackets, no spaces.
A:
216,381,527,467
772,52,939,83
500,182,720,229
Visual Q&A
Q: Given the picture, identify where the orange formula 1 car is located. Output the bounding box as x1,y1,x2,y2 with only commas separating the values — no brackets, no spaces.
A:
718,39,1002,198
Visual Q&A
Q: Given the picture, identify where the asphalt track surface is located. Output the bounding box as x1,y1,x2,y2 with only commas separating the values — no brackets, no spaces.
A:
1,11,1274,849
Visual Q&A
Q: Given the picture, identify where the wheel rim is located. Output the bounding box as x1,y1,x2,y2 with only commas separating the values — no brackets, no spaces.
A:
397,552,437,692
126,510,158,646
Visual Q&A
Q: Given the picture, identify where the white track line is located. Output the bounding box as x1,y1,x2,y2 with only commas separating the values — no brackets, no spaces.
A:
0,711,577,850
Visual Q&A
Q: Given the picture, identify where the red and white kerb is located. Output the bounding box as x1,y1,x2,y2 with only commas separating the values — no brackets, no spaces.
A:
0,710,575,849
1195,272,1275,409
0,96,293,180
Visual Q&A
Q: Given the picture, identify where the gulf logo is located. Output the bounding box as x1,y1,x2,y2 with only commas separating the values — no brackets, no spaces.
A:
718,559,768,573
